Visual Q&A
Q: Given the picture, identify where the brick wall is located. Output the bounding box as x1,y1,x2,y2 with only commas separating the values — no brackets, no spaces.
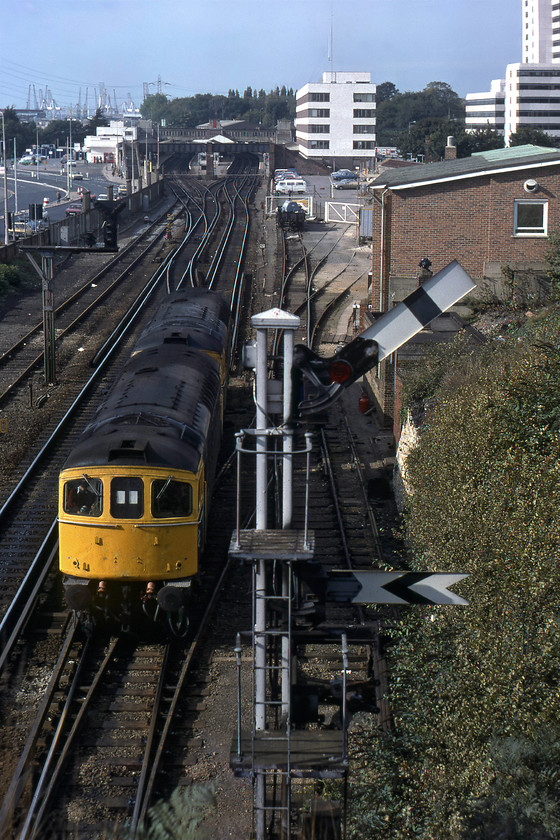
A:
370,164,560,290
367,162,560,422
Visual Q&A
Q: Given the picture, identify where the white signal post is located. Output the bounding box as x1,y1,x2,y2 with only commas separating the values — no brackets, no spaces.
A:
251,307,300,840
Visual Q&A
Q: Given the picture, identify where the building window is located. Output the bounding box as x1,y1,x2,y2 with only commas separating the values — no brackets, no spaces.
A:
353,140,375,150
513,200,548,235
309,140,329,149
309,92,330,102
353,109,376,118
309,108,330,117
309,124,330,133
353,93,376,102
353,125,376,134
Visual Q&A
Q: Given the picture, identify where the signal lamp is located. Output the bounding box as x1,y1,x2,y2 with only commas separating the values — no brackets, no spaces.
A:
329,360,352,383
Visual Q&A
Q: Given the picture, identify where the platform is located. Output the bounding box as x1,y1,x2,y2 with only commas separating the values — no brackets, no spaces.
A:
230,730,347,779
229,529,315,561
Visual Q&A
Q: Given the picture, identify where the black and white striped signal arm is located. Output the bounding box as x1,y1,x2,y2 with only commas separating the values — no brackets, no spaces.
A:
294,260,477,412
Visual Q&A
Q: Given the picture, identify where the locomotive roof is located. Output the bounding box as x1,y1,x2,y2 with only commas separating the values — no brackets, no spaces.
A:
135,290,230,356
63,347,222,472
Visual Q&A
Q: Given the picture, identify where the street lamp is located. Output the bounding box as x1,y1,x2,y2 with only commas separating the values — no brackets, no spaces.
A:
1,111,8,244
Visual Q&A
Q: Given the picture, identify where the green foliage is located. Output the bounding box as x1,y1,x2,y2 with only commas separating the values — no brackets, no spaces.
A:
376,81,464,150
0,261,37,299
509,126,558,147
545,227,560,299
85,107,110,134
400,332,479,410
39,118,86,147
349,310,560,838
119,783,216,839
140,87,295,129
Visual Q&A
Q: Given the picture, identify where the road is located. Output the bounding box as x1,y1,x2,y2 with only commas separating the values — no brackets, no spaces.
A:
0,159,123,230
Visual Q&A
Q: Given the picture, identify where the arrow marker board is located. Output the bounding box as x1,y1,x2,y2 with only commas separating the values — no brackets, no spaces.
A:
325,570,468,606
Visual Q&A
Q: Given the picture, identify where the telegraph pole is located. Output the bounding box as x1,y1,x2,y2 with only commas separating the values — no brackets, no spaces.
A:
1,111,8,244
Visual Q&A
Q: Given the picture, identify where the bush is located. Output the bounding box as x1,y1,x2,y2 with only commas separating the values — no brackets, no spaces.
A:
349,307,560,838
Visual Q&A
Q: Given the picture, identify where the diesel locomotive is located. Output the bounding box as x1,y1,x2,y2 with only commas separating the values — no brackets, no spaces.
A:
58,288,231,635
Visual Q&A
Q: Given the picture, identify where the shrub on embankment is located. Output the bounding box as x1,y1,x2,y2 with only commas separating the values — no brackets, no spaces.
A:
0,260,39,300
348,307,560,839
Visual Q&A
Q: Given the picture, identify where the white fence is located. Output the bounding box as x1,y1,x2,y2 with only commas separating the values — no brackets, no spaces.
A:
325,202,360,224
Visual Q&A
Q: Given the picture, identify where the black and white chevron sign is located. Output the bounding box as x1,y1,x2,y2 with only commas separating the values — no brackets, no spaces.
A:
325,570,468,605
363,260,477,362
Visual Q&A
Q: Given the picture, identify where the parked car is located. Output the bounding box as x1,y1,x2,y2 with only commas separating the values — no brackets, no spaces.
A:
9,221,33,238
331,169,357,181
333,179,358,190
97,194,109,201
65,204,83,216
72,172,84,180
117,185,127,197
275,179,307,195
274,169,298,182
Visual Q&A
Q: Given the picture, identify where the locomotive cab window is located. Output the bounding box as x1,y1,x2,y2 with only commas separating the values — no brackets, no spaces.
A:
152,478,192,518
110,477,144,519
64,478,103,516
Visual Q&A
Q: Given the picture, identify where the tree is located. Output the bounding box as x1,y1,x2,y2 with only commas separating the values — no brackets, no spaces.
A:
376,81,399,103
85,107,109,133
376,81,464,148
423,80,465,119
140,94,169,124
0,107,35,157
509,126,558,147
39,118,85,147
464,127,504,154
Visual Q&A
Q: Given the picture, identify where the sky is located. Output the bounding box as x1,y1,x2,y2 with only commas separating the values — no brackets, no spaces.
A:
0,0,520,112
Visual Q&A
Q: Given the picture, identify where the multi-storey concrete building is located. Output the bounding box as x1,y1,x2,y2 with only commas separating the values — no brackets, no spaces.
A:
465,79,506,133
466,0,560,140
295,71,376,170
523,0,553,62
504,62,560,138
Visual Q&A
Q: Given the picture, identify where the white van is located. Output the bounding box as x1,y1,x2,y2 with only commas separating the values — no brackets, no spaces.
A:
275,179,307,195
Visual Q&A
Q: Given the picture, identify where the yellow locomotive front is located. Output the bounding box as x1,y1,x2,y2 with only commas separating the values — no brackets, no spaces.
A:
59,465,204,584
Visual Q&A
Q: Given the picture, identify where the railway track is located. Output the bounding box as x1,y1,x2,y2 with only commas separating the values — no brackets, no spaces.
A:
0,209,177,408
0,163,262,835
0,170,401,837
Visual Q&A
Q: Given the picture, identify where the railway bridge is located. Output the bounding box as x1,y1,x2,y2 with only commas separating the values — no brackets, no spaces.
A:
145,123,277,173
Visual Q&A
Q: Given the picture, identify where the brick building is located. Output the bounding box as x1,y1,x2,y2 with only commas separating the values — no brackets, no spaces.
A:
363,144,560,425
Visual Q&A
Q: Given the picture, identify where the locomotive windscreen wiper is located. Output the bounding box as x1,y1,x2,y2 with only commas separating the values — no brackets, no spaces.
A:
294,260,476,413
82,473,102,497
156,476,173,499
